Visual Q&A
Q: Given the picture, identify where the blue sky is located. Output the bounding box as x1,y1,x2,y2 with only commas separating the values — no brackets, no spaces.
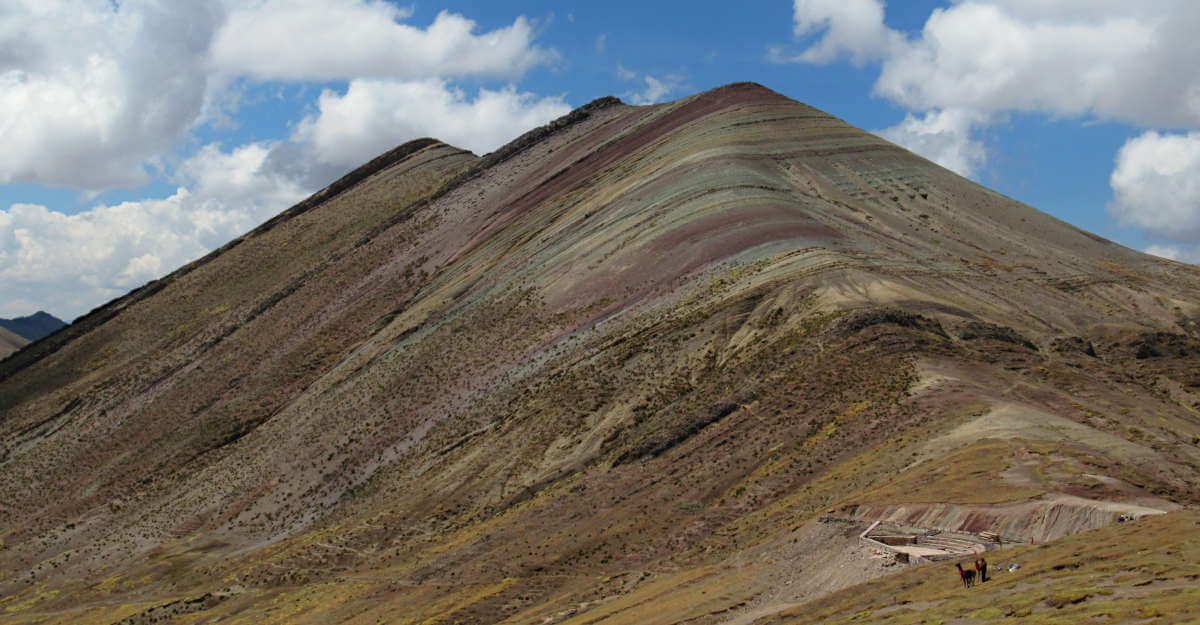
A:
2,1,1199,319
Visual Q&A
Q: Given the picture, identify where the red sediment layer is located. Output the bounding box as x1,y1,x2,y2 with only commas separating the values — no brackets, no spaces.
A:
450,84,807,265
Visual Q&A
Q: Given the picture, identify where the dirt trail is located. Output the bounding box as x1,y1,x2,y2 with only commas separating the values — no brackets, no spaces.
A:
710,519,900,625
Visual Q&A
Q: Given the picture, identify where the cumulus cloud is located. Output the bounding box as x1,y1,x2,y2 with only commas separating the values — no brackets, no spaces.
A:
785,0,904,65
211,3,556,82
0,141,309,319
2,193,250,319
292,79,570,165
1109,131,1200,243
0,0,223,190
0,2,570,317
786,0,1200,127
0,77,569,319
877,109,989,177
873,4,1200,128
177,141,310,214
0,1,559,192
784,1,1200,177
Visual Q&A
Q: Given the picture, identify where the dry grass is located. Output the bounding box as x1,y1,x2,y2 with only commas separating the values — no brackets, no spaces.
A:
850,439,1045,505
759,510,1200,625
3,85,1200,625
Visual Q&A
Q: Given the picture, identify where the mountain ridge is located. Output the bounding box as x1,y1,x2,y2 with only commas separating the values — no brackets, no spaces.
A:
0,311,63,361
0,82,1198,624
0,310,64,342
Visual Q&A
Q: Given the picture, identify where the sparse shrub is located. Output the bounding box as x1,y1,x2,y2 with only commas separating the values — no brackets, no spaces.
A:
832,307,948,339
957,321,1037,350
1044,590,1092,609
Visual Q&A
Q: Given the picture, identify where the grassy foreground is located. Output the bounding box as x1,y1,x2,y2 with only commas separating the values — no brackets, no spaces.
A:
759,510,1200,625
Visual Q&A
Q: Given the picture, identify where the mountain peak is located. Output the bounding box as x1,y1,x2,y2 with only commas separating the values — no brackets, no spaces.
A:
696,80,793,102
0,310,65,343
0,81,1198,624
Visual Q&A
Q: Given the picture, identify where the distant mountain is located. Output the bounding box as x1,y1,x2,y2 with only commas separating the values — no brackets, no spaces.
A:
0,310,65,342
1,83,1198,623
0,326,27,359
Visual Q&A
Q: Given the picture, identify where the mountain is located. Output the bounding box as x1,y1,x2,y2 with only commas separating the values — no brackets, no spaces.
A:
0,310,66,342
0,326,27,359
0,83,1198,624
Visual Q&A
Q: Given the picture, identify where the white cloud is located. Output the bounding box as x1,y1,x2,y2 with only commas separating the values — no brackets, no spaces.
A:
788,0,904,65
0,142,308,319
877,109,989,177
617,67,684,105
211,4,556,82
1144,245,1180,261
1143,244,1199,263
292,79,570,162
783,0,1200,250
787,1,1200,128
1109,131,1200,243
177,142,307,208
0,76,571,319
0,2,572,318
0,0,223,190
628,76,674,106
0,1,560,193
2,193,220,319
874,4,1200,128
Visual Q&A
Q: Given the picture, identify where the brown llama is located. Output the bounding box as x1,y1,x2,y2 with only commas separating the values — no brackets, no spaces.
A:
955,562,976,588
976,557,988,583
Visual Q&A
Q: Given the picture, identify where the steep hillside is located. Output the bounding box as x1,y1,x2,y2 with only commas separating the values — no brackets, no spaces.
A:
0,83,1198,625
0,327,26,359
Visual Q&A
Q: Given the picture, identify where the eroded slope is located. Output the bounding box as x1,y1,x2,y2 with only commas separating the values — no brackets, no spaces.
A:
0,83,1198,624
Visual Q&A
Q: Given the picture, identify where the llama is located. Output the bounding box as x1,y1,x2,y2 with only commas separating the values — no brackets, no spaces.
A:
955,562,976,588
976,557,988,583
